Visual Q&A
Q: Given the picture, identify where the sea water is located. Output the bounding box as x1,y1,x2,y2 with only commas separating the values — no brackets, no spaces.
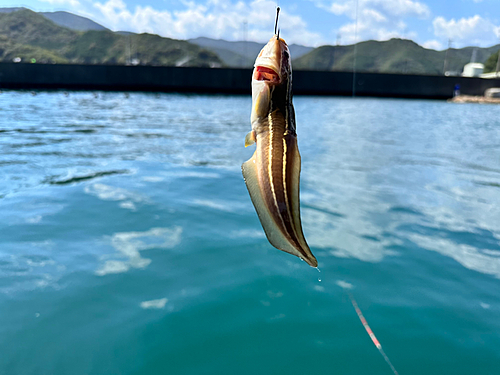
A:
1,91,500,374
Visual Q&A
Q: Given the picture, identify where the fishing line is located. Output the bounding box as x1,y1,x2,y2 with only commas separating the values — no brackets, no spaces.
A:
346,290,400,375
274,6,280,36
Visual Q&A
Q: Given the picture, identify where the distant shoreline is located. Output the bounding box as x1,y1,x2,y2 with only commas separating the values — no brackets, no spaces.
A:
1,63,499,100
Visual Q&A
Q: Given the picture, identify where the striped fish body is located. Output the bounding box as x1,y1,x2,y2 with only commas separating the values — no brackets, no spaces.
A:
242,36,317,267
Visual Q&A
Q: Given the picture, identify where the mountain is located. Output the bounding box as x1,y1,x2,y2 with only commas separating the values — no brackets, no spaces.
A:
189,37,263,67
0,8,79,51
40,11,108,31
294,38,500,75
3,7,500,74
289,44,315,60
0,7,108,31
65,30,222,66
0,7,23,13
189,37,313,67
0,9,222,67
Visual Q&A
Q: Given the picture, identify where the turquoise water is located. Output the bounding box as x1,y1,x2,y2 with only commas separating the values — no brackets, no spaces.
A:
1,91,500,374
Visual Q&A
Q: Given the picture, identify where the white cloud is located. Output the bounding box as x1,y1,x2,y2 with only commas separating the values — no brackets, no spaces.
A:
91,0,323,46
422,39,443,50
39,0,80,7
329,2,351,15
363,8,386,23
315,0,429,44
433,15,500,47
375,0,429,18
324,0,429,18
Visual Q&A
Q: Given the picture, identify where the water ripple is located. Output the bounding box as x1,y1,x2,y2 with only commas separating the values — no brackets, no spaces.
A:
45,170,130,185
1,93,500,373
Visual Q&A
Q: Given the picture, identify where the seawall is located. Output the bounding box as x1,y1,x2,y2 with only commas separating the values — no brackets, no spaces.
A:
1,62,499,99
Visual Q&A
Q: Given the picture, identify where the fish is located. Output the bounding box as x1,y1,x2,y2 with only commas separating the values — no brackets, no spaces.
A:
241,24,318,267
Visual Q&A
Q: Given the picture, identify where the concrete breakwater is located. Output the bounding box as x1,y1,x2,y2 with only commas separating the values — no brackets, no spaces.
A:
1,62,500,99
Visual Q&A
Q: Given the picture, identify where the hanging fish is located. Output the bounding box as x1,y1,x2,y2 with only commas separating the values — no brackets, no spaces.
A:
241,8,317,267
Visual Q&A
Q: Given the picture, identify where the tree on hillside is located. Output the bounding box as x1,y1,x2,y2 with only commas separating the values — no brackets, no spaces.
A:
484,51,500,73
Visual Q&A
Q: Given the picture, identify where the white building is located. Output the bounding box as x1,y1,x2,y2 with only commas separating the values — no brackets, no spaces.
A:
462,63,484,77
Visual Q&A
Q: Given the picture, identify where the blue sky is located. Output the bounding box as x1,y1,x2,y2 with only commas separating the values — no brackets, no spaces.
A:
1,0,499,49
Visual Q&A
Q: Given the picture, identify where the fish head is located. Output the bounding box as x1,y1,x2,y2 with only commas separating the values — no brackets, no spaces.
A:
253,35,291,84
251,36,292,124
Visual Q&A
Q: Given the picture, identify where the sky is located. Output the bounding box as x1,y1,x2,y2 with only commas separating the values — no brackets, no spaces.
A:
1,0,499,49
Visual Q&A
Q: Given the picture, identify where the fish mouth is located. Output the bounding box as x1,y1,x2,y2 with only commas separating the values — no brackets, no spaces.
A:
254,66,280,83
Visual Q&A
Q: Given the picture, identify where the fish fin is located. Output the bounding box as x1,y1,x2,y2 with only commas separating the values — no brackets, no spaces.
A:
242,151,317,267
285,135,317,266
244,131,256,147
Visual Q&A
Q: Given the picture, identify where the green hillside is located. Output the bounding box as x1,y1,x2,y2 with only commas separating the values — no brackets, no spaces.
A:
484,51,499,73
0,8,79,51
0,35,68,63
0,7,109,32
295,38,500,75
3,8,500,73
0,9,222,67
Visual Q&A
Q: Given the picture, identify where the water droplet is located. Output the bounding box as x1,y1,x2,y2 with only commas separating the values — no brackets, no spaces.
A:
318,278,322,282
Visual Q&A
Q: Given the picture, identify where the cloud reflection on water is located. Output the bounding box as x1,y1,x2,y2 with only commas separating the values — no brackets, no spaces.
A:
297,98,500,278
408,233,500,278
84,183,146,210
0,241,64,293
140,298,168,309
96,227,182,276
